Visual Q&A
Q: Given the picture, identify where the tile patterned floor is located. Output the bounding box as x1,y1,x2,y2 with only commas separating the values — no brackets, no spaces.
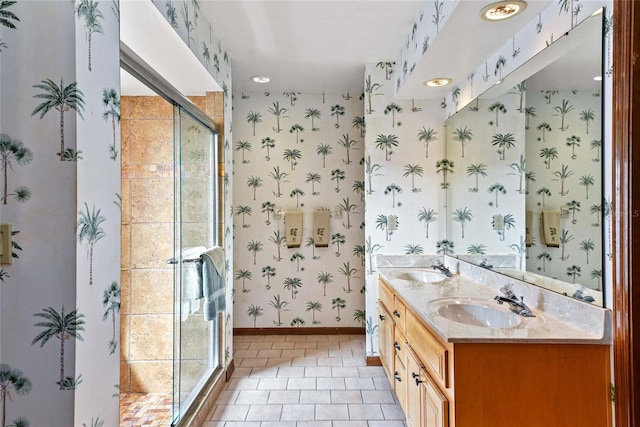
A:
120,392,173,426
203,334,406,427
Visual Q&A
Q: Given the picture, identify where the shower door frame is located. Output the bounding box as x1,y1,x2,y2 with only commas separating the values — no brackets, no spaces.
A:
120,42,224,426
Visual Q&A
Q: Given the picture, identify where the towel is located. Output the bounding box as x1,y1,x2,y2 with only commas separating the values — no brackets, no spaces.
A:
180,246,206,321
314,210,330,247
200,246,226,321
285,210,303,248
525,210,533,247
542,210,561,248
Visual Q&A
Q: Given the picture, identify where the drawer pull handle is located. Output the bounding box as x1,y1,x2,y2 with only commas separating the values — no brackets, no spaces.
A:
394,342,401,351
412,372,423,385
394,372,402,382
379,314,385,321
393,310,401,318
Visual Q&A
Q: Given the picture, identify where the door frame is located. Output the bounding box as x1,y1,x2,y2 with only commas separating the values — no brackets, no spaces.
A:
612,1,640,425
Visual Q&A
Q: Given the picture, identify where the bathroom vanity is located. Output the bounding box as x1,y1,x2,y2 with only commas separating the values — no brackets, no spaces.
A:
377,260,612,427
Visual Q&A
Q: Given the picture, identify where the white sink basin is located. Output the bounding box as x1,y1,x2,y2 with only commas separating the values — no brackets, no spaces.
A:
427,298,546,329
392,270,446,283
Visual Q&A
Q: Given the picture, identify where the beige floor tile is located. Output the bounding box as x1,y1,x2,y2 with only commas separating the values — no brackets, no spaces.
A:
257,377,289,390
367,421,406,427
201,421,226,427
328,349,353,357
209,404,250,421
215,390,239,404
314,404,349,421
263,335,287,342
223,423,262,427
242,335,265,342
348,404,384,420
316,377,346,390
330,390,363,404
373,377,392,390
267,390,300,404
357,366,386,377
231,367,253,378
304,367,332,378
380,403,406,420
317,357,343,367
244,404,282,421
316,341,341,350
341,357,364,367
345,377,375,390
280,404,315,421
249,367,279,378
282,349,307,358
296,421,332,427
304,349,329,358
331,367,359,377
277,366,305,377
248,342,273,350
225,378,260,391
234,349,260,358
239,358,269,368
333,422,369,427
361,390,396,404
294,341,318,349
233,342,251,350
257,349,282,358
271,342,296,349
291,357,318,367
235,390,270,405
285,335,308,341
261,423,295,427
287,377,317,389
299,389,331,404
265,357,293,367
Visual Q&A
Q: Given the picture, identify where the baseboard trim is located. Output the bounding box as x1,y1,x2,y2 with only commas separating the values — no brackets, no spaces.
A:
234,327,365,336
366,356,382,366
225,359,235,382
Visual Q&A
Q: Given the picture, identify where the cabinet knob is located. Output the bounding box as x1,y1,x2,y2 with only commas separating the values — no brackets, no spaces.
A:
394,372,402,382
415,377,424,386
394,342,401,351
379,314,385,321
393,310,401,318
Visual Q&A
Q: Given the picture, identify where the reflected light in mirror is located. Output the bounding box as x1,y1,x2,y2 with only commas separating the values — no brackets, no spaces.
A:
481,1,528,21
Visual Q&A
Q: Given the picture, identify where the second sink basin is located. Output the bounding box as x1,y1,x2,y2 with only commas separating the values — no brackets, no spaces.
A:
392,269,446,283
429,298,524,329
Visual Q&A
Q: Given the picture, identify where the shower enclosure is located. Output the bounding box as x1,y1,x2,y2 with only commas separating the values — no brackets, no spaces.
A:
171,107,221,423
120,44,224,426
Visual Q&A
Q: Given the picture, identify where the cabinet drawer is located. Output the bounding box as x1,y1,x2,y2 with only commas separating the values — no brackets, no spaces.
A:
406,310,449,388
393,327,408,362
392,297,407,332
378,279,394,312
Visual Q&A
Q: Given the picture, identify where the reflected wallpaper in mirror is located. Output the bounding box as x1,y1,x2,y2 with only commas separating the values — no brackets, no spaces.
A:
445,14,604,306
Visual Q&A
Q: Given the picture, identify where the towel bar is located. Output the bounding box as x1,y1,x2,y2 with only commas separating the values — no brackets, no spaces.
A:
166,257,202,264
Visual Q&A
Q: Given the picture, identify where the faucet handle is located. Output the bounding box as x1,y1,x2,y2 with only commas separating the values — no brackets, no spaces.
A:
500,284,516,298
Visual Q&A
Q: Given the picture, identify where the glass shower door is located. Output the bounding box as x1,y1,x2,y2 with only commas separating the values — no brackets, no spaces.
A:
172,105,220,424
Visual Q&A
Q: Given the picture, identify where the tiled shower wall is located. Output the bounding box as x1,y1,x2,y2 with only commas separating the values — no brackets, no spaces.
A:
121,96,175,394
120,94,225,393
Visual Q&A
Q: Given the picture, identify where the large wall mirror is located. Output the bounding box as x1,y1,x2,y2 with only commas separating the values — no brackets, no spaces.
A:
444,12,605,306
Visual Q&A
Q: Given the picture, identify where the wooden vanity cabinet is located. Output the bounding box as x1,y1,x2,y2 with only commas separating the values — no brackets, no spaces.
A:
378,277,611,427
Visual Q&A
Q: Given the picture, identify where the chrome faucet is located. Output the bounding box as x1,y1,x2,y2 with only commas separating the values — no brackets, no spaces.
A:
494,284,536,317
431,260,453,277
479,259,493,269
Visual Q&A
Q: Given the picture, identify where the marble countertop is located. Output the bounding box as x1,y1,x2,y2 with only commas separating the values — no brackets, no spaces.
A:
378,262,612,345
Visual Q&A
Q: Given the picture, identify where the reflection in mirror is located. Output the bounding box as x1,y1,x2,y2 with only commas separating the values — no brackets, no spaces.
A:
445,13,604,306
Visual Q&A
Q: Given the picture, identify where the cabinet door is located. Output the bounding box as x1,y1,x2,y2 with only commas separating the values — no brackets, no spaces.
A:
405,349,422,427
423,370,449,427
394,355,408,412
378,303,394,382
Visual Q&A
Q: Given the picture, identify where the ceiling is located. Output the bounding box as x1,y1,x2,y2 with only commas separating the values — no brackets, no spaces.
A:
200,0,551,97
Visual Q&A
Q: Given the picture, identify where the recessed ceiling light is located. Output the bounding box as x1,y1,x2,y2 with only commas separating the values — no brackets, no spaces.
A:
480,1,527,21
594,76,602,81
251,75,270,84
495,80,503,85
424,78,452,87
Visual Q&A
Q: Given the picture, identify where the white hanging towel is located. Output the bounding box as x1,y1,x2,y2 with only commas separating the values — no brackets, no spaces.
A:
314,210,330,247
285,210,303,248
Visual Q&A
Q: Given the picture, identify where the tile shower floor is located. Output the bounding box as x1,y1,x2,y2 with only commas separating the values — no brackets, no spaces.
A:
120,391,173,426
204,334,406,427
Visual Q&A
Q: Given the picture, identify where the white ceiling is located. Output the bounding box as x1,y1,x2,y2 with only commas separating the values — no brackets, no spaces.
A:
200,0,425,94
200,0,551,97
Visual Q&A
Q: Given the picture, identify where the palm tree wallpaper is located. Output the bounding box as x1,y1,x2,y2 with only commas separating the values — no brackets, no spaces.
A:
446,92,526,259
525,90,602,289
363,63,444,356
1,1,233,425
233,92,364,328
